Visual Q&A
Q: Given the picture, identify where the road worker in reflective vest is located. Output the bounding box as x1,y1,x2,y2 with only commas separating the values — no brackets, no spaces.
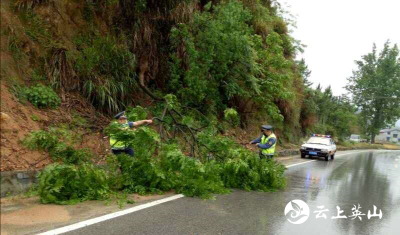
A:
249,125,277,160
109,111,153,156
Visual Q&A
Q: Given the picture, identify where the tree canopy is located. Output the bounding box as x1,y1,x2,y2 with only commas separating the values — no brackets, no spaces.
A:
346,42,400,141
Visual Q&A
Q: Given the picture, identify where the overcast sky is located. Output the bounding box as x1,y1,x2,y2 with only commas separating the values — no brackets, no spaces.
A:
282,0,400,127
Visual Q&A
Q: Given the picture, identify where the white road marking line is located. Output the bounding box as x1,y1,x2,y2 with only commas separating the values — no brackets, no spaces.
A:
285,150,372,168
37,194,185,235
286,160,317,168
38,149,380,235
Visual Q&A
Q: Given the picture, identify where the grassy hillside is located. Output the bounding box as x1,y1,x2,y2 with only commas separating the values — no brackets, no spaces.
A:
0,0,360,172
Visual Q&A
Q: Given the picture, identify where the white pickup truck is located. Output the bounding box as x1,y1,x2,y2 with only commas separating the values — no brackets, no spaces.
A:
300,134,337,161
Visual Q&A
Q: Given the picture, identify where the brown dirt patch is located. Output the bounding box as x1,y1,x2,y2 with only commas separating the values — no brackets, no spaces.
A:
0,0,113,172
1,205,71,225
0,192,175,235
382,144,400,150
0,82,111,171
0,83,52,171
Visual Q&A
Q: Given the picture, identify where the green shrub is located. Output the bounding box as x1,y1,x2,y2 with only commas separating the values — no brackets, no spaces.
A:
118,153,172,195
221,151,286,191
24,84,60,109
339,141,354,147
118,144,229,198
38,163,111,204
159,144,229,198
23,130,91,164
50,143,92,164
116,139,285,198
224,108,240,127
23,130,59,151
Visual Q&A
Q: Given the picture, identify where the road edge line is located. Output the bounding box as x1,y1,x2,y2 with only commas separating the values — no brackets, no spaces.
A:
37,194,185,235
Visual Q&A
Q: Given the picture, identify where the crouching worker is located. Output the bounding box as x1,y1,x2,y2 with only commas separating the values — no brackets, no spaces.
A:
110,111,153,156
249,125,277,160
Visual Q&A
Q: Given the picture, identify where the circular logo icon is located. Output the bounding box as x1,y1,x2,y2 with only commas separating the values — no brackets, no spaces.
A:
284,200,310,224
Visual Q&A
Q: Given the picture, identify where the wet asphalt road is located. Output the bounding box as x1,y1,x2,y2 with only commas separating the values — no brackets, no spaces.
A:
65,150,400,235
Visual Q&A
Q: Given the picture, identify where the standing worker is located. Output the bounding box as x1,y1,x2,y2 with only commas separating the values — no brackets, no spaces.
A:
110,111,153,156
249,125,277,160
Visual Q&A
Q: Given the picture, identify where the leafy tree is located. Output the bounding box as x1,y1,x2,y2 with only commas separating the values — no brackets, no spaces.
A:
169,1,262,114
346,42,400,142
300,81,358,139
326,95,358,140
169,0,293,125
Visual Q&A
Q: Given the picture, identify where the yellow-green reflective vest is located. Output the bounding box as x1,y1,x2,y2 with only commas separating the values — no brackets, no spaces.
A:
261,133,276,156
110,122,130,149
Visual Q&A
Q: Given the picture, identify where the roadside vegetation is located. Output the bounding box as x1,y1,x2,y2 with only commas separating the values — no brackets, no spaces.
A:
338,141,400,150
5,0,362,142
2,0,398,203
24,106,286,203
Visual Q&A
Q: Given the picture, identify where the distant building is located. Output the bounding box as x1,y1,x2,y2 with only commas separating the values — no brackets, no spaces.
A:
375,128,400,144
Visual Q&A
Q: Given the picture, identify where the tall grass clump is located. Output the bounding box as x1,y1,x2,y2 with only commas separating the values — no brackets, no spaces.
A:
73,35,136,113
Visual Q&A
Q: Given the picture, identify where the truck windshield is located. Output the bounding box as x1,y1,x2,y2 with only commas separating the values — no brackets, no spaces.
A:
306,137,330,145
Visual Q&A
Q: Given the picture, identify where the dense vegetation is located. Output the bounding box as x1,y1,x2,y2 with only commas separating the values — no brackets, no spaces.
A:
5,0,382,203
24,107,286,203
6,0,361,140
300,83,358,141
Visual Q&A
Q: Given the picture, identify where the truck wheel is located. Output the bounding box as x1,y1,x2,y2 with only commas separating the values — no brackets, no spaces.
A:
325,155,329,161
331,154,335,160
301,153,306,158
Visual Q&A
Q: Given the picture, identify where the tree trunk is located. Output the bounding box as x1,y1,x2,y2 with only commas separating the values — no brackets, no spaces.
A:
371,133,376,143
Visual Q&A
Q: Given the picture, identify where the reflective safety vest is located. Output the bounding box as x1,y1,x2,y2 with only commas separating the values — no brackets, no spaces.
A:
110,122,130,149
260,133,276,156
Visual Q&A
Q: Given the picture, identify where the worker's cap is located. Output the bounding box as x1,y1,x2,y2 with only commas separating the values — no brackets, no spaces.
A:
114,111,127,120
261,125,273,131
